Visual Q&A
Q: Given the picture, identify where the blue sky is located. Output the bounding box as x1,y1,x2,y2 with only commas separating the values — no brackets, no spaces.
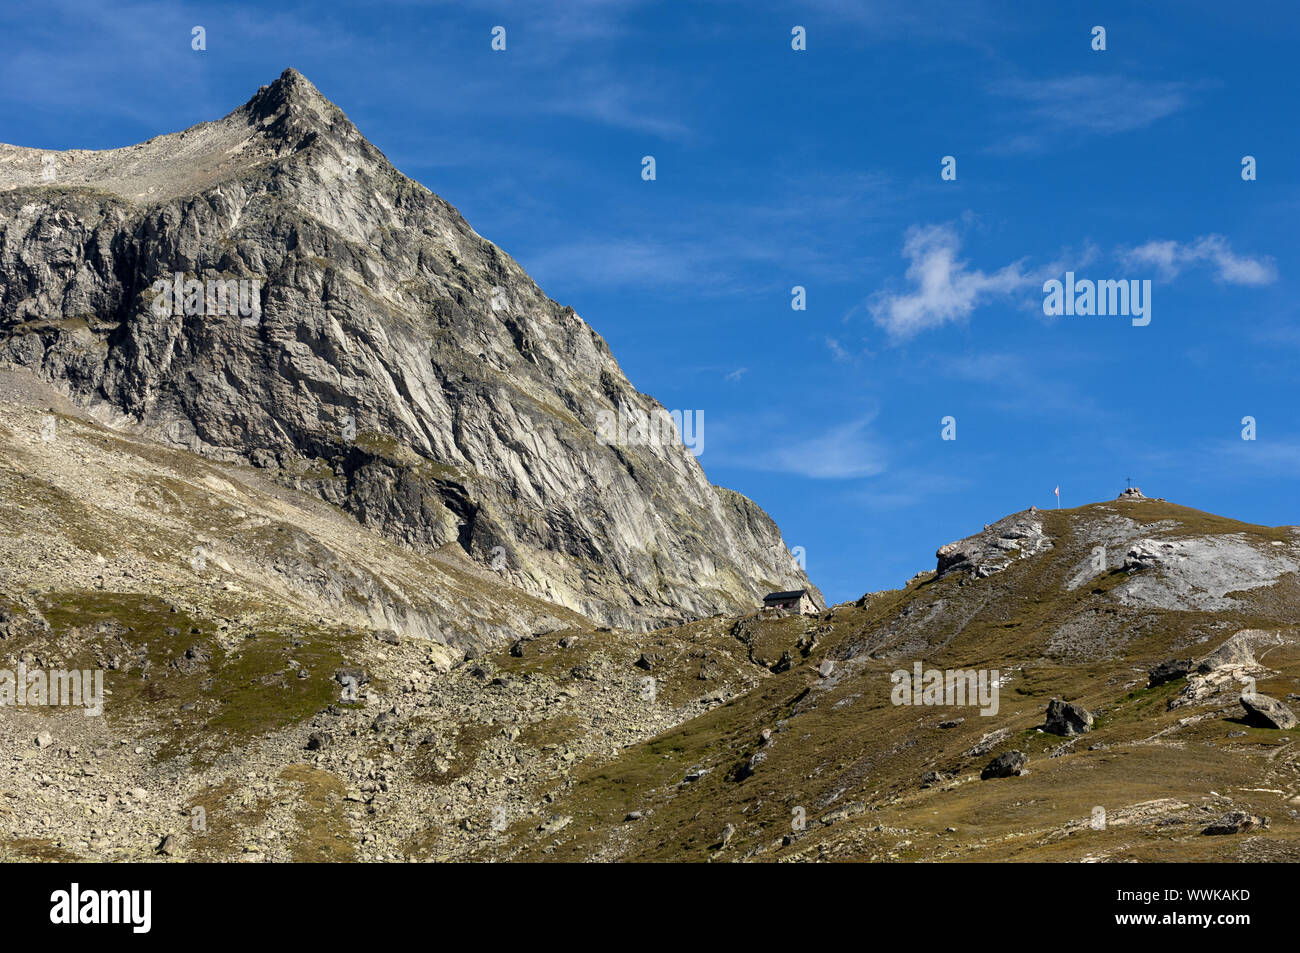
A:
2,1,1297,605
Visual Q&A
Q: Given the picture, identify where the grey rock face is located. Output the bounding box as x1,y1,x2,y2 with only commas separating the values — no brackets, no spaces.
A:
1169,630,1295,711
1239,693,1297,730
936,513,1051,579
1117,536,1299,612
0,69,815,631
980,750,1027,780
1044,698,1094,736
1201,811,1266,836
1197,633,1259,674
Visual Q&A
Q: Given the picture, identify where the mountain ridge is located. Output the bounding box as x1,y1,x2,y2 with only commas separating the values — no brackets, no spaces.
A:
0,68,818,632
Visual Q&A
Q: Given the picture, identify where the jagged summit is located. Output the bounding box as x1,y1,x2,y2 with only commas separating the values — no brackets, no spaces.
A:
245,68,329,117
237,68,364,152
0,68,372,203
0,70,816,630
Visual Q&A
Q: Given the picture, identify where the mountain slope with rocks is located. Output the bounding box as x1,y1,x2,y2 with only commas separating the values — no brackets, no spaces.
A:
3,468,1298,862
0,68,816,631
471,492,1300,863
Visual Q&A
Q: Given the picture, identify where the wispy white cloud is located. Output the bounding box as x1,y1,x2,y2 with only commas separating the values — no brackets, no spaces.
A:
869,224,1031,338
929,350,1105,419
937,350,1023,383
750,415,887,479
1209,438,1300,474
521,237,724,293
845,468,972,510
988,75,1195,154
801,0,1007,49
709,412,887,480
542,69,693,140
1120,235,1277,285
724,367,747,382
824,337,853,363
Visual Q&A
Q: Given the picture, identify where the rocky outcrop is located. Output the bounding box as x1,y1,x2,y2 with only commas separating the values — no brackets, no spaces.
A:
1169,630,1293,710
1202,811,1267,835
1044,698,1094,736
935,513,1051,579
1123,538,1177,571
0,69,815,631
1196,633,1261,674
1117,536,1299,612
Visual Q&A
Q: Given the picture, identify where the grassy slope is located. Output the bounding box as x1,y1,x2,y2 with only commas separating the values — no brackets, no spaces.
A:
486,500,1300,862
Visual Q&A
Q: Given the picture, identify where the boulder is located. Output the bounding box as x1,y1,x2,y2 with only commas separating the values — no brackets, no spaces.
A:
1044,698,1094,736
1202,811,1267,835
718,824,736,849
1239,693,1297,730
732,750,765,782
981,751,1027,780
1124,538,1177,571
538,814,572,835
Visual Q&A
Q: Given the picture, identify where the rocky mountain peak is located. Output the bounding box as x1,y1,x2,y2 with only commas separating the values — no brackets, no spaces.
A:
0,69,817,633
247,67,327,115
239,68,358,153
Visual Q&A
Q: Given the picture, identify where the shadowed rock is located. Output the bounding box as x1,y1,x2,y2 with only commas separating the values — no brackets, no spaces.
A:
1044,697,1094,736
1148,658,1193,688
1202,811,1267,835
1239,693,1297,730
981,751,1027,780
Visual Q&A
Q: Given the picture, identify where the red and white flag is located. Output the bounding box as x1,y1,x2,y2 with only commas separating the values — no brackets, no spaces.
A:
1054,486,1060,507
